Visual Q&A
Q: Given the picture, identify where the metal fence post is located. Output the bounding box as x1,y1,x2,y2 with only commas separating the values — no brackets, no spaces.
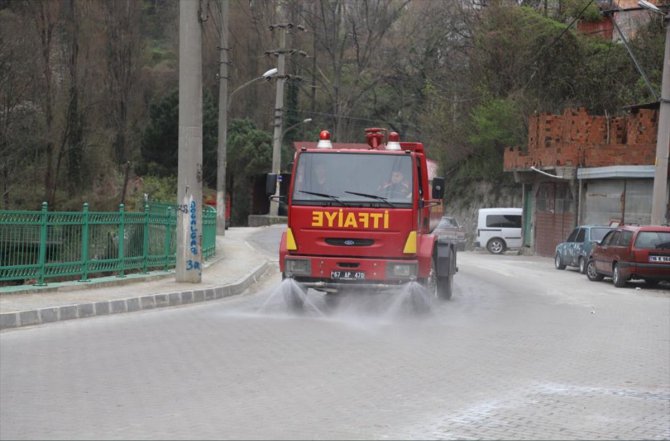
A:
35,201,48,286
143,202,149,273
117,203,126,278
164,206,173,271
80,202,90,282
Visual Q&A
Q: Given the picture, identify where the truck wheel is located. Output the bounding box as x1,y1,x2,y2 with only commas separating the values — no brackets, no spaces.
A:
437,275,453,300
424,255,453,301
486,238,506,254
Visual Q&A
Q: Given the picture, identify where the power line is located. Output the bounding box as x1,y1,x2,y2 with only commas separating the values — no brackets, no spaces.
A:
523,0,596,89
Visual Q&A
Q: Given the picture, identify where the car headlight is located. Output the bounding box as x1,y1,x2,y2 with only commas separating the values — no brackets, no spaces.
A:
386,262,418,279
285,258,311,277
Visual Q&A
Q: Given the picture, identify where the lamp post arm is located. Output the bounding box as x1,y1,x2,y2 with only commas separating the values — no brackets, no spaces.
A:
281,119,312,140
227,76,263,112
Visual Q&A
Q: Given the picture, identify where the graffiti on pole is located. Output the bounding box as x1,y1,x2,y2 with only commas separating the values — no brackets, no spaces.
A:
185,199,201,273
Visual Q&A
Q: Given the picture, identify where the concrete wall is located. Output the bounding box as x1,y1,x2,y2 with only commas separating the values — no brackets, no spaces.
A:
444,181,523,251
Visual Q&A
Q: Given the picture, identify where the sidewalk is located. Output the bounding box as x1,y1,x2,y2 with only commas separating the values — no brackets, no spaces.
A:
0,227,279,330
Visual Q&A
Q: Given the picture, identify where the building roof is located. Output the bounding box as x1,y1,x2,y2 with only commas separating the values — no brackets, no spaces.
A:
577,165,655,179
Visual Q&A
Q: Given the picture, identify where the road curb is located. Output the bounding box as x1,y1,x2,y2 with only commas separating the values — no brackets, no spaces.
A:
0,260,276,331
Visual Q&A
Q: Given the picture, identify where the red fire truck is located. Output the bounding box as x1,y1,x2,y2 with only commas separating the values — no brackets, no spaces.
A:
268,128,457,303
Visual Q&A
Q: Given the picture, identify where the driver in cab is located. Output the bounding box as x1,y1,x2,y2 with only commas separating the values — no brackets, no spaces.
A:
379,170,411,199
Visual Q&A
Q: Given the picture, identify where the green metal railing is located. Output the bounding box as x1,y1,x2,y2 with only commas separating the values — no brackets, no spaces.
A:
0,202,217,286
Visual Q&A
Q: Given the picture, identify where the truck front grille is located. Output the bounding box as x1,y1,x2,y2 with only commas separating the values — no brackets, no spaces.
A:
325,238,374,247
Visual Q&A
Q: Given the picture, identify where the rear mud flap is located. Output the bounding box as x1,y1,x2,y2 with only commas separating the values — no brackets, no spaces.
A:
435,242,455,277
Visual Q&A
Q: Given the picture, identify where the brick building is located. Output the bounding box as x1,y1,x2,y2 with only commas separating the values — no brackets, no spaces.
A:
503,107,665,257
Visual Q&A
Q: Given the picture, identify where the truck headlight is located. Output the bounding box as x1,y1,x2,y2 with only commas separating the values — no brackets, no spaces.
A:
386,262,418,279
285,258,311,277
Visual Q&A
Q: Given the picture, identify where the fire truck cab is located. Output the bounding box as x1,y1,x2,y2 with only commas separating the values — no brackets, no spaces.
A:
269,128,457,301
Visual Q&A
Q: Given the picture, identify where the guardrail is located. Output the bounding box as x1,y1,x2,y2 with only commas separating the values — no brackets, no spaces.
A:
0,202,216,286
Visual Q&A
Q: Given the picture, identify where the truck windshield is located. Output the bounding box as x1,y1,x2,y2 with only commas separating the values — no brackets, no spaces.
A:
292,152,413,207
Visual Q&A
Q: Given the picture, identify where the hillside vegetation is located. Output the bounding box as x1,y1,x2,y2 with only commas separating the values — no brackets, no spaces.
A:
0,0,665,224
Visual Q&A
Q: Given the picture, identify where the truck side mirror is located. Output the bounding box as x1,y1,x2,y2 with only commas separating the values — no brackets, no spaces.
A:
265,173,278,196
432,177,445,199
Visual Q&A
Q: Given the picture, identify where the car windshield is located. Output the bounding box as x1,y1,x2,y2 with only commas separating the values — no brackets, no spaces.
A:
634,231,670,249
439,217,459,228
591,227,612,242
292,152,413,207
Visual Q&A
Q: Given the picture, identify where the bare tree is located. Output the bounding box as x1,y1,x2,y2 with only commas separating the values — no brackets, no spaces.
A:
231,0,278,128
29,0,62,206
54,0,85,201
101,0,143,167
0,5,40,208
404,1,479,164
301,0,408,140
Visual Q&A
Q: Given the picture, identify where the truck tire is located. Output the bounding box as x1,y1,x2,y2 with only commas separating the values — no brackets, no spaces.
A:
437,274,453,300
423,254,453,301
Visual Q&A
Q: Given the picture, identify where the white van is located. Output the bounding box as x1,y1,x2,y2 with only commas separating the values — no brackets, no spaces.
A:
475,208,523,254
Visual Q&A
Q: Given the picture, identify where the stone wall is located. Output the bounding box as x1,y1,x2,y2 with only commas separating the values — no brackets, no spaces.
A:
444,181,523,251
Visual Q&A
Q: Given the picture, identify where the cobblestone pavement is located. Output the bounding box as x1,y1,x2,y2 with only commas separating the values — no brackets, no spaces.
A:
1,249,668,440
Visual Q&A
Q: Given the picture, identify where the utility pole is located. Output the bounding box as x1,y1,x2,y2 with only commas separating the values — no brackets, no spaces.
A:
651,11,670,225
216,0,230,235
269,1,288,217
176,0,203,283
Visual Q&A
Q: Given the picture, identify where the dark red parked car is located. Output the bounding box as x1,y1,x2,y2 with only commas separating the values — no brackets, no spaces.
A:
586,225,670,287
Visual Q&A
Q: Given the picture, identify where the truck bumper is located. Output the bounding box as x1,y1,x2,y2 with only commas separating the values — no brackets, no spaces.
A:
283,255,424,291
289,279,413,292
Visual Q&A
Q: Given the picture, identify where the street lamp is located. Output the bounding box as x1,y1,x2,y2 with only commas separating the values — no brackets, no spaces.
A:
228,68,278,110
279,118,312,175
281,118,312,144
638,0,670,225
216,67,277,234
267,117,312,216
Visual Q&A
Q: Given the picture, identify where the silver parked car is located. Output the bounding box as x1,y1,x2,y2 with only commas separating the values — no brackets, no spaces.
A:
434,216,466,251
555,225,614,274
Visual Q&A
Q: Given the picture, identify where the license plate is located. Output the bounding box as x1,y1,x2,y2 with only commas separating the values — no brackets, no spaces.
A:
331,271,365,280
649,255,670,263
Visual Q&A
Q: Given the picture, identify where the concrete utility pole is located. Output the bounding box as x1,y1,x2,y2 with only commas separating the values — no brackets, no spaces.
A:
216,0,230,235
269,1,288,217
651,11,670,225
176,0,203,283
